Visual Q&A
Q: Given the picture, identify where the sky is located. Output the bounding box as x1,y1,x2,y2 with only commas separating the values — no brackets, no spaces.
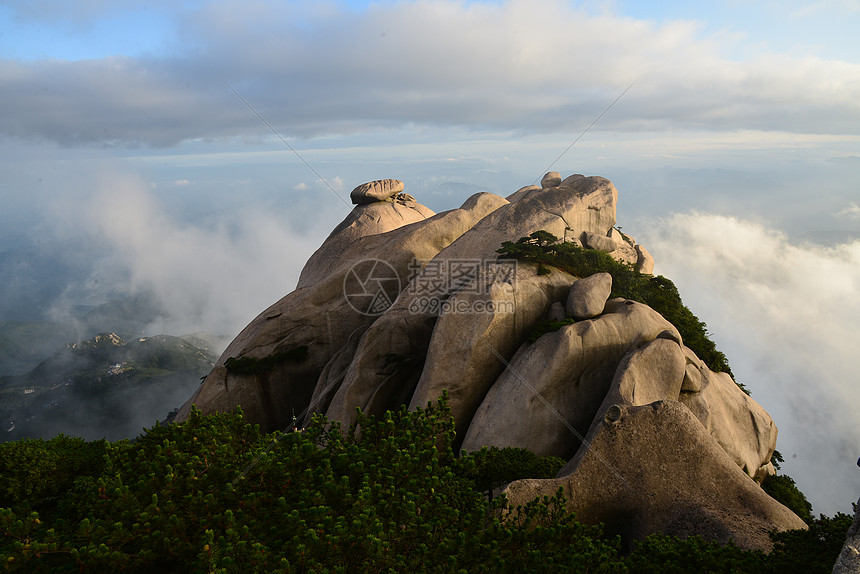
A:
1,0,859,514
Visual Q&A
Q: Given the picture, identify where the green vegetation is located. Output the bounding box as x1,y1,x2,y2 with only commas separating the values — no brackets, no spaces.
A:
766,511,856,574
526,318,578,343
0,435,107,510
624,509,853,573
223,345,309,375
762,474,814,525
0,396,852,573
498,231,735,382
761,450,815,526
0,397,624,572
463,446,566,499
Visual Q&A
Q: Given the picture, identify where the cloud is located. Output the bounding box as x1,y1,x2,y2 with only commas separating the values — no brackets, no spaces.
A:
641,212,860,515
41,167,339,342
836,201,860,219
791,0,860,17
2,0,859,147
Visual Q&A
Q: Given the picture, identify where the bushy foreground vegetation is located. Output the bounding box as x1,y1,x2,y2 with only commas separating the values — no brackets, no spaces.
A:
0,397,852,573
498,231,734,380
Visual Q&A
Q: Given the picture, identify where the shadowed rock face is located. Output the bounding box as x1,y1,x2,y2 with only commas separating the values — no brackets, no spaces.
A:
177,173,804,552
460,299,680,460
501,401,807,552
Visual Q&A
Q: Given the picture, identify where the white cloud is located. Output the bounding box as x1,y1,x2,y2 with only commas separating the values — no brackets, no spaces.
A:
174,179,190,186
791,0,860,17
836,201,860,219
641,212,860,515
43,168,336,340
1,0,859,147
293,182,308,191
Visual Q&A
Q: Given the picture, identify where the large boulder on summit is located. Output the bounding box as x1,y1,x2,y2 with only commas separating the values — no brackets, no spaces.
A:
178,172,804,553
299,181,434,289
540,171,562,188
349,178,404,204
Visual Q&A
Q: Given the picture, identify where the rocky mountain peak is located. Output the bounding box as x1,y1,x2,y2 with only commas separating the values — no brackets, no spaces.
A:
176,173,806,551
67,332,126,350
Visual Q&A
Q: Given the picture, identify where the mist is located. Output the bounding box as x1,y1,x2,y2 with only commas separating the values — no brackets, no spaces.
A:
642,212,860,515
6,158,346,349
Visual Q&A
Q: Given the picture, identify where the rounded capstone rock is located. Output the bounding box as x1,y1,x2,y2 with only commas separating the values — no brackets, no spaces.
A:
541,172,562,188
350,179,405,205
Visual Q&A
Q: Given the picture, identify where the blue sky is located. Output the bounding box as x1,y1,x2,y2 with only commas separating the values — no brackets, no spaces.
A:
1,0,859,514
3,0,859,61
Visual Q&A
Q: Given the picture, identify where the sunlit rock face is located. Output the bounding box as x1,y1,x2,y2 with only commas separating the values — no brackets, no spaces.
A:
177,174,804,551
832,499,860,574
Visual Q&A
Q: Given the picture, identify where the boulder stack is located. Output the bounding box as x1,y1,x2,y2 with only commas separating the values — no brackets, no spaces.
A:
176,173,806,552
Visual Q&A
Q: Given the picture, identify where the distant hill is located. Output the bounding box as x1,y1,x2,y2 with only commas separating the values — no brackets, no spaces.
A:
0,332,217,442
0,321,79,376
0,289,228,376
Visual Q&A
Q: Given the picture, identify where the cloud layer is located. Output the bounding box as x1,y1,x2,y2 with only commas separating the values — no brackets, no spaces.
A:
39,167,339,343
642,212,860,515
3,0,860,147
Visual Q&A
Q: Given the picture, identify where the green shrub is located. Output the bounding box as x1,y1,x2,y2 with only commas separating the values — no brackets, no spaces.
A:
761,474,814,524
223,345,308,375
462,446,565,499
0,395,852,573
0,396,624,573
625,533,766,573
526,318,577,343
0,435,107,511
498,231,736,383
765,511,855,574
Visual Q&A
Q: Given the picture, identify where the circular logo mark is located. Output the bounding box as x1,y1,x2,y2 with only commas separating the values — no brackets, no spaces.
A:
343,259,401,316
